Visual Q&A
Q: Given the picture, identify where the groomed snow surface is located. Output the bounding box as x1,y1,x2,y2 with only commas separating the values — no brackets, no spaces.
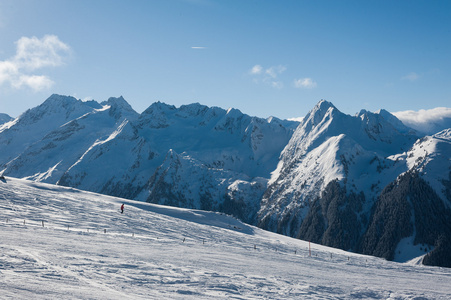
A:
1,178,450,299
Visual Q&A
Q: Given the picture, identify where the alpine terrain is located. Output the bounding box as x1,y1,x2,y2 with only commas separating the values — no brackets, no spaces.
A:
1,94,450,268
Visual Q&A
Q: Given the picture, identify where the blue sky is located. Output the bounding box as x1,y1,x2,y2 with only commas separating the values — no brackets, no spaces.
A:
0,0,450,119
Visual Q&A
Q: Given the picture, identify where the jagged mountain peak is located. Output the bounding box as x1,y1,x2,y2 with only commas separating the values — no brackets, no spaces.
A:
316,99,336,109
355,108,420,145
356,109,384,121
142,101,176,115
82,99,103,109
101,96,138,121
36,94,80,114
226,107,244,116
178,102,210,115
14,94,100,128
37,94,102,111
311,99,337,116
102,96,130,108
376,108,416,135
43,93,78,105
176,103,227,122
293,101,419,157
302,99,339,128
137,102,175,129
0,113,13,125
357,109,392,132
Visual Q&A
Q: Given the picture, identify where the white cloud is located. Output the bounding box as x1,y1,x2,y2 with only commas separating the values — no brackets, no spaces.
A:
393,107,451,134
265,65,286,78
0,35,70,91
271,81,284,89
287,116,304,123
12,75,54,91
249,64,287,88
0,61,18,83
401,72,420,81
191,46,206,49
250,64,263,75
249,65,318,90
293,77,317,89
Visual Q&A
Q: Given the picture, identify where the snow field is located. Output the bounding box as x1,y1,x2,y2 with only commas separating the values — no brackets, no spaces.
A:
1,177,451,299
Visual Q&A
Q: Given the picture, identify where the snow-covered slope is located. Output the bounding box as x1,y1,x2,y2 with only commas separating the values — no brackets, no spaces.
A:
143,150,267,223
2,177,451,299
258,100,451,265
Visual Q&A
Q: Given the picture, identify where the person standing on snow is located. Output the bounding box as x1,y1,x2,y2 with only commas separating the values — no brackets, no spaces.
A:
120,203,124,214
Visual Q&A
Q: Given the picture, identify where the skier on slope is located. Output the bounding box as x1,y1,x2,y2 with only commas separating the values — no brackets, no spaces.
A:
120,203,124,214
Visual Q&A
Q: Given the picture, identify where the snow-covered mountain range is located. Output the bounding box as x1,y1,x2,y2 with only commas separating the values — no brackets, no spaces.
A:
0,94,296,224
1,94,450,267
258,100,451,265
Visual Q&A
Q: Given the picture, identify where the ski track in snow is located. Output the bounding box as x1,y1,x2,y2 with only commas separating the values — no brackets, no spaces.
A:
1,178,451,299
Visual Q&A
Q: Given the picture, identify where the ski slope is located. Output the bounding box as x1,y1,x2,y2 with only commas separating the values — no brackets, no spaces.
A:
1,177,450,299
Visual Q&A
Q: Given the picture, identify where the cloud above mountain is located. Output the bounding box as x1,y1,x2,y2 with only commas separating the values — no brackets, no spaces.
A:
249,64,286,89
393,107,451,134
293,77,317,89
249,64,317,90
0,35,71,91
